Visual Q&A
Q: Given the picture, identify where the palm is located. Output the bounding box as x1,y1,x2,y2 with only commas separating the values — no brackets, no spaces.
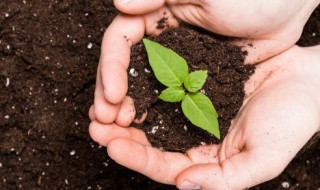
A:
211,46,320,188
89,46,320,189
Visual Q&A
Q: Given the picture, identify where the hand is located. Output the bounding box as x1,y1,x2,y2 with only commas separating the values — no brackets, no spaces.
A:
89,45,320,189
90,0,319,127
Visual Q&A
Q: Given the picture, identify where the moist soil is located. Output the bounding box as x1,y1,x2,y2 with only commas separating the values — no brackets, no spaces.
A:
0,1,319,189
129,26,254,152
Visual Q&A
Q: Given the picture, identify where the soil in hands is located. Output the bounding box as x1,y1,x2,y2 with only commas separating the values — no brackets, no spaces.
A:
128,25,255,152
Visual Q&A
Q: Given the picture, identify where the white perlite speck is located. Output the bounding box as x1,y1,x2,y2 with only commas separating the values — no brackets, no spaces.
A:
5,78,10,87
129,68,138,77
5,13,9,18
149,126,159,134
4,115,9,119
87,43,93,49
282,182,290,189
144,68,151,73
70,150,76,156
0,163,2,168
183,125,188,131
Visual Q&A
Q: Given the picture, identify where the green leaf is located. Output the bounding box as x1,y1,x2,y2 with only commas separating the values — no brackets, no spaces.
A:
159,87,185,102
181,93,220,139
143,39,188,87
184,70,208,92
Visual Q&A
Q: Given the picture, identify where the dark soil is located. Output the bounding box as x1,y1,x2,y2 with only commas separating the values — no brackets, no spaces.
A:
0,1,319,190
129,26,254,152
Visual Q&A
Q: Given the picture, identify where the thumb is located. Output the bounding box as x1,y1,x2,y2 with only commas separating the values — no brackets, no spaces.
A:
114,0,201,14
114,0,165,14
176,151,287,190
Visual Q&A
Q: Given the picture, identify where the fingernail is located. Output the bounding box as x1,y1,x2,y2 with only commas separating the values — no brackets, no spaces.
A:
178,181,201,190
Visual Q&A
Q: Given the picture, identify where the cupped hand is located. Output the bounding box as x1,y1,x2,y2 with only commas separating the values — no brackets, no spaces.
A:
89,45,320,189
91,0,319,127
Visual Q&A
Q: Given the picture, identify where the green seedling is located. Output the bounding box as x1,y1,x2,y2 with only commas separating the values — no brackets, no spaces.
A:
143,39,220,139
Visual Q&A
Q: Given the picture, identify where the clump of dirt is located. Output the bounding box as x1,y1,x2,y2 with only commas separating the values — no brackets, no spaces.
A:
128,25,255,152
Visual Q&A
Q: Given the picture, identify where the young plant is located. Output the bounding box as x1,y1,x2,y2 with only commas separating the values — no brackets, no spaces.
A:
143,39,220,139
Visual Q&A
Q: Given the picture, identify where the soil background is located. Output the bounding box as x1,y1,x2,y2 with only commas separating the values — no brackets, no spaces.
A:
0,1,319,189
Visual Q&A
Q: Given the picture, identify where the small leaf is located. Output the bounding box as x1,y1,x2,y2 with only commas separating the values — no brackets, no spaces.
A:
184,70,208,92
159,87,185,102
181,93,220,139
143,39,188,87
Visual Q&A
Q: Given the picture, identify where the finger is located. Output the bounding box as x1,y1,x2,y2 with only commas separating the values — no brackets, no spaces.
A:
186,144,221,164
143,6,179,36
94,65,121,124
114,0,164,14
115,96,136,127
230,22,303,64
231,38,295,64
133,110,148,124
89,121,150,146
100,14,145,104
168,4,206,29
176,150,285,190
107,138,193,184
88,105,96,121
114,0,203,15
166,0,204,5
167,6,299,65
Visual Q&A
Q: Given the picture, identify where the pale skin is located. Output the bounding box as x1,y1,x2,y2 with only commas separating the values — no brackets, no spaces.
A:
89,0,320,189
